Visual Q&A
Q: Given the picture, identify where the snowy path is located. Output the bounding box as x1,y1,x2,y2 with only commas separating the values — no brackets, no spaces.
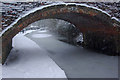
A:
2,34,67,78
0,64,1,79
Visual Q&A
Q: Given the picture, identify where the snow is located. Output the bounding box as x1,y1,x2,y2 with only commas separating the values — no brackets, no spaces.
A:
20,29,36,35
1,0,120,2
0,64,1,79
76,3,111,16
19,29,48,36
75,33,83,42
38,30,48,33
112,17,120,23
32,34,52,38
1,2,120,37
2,33,67,78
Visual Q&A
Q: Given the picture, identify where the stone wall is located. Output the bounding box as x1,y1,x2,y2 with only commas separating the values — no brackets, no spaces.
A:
2,2,120,30
1,0,120,2
2,39,12,64
83,32,120,55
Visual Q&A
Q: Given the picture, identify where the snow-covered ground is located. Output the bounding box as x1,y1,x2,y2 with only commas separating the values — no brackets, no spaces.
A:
0,64,1,79
2,33,67,78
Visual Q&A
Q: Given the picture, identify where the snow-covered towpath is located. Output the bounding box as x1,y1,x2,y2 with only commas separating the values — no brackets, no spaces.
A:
2,33,67,78
0,64,1,79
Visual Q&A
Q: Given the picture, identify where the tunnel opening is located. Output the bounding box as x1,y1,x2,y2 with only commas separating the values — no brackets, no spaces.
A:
18,19,118,56
20,19,83,46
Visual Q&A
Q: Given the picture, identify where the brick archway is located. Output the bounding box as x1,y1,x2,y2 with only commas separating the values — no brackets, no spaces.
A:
1,3,120,64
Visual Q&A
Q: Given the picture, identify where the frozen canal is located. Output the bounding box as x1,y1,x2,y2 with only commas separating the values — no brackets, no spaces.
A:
26,30,118,78
2,29,118,78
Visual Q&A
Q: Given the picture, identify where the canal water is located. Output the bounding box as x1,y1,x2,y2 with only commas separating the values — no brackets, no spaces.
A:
26,29,118,78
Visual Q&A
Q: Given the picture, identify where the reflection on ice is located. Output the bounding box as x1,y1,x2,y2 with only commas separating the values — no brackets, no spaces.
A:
32,34,52,38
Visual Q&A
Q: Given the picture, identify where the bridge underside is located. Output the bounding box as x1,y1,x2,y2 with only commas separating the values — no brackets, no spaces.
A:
1,4,120,64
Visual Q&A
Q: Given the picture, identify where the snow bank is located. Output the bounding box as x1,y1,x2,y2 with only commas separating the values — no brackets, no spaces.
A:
2,33,67,78
1,2,120,37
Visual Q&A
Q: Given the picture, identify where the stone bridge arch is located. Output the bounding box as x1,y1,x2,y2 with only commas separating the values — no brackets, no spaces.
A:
1,3,120,64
